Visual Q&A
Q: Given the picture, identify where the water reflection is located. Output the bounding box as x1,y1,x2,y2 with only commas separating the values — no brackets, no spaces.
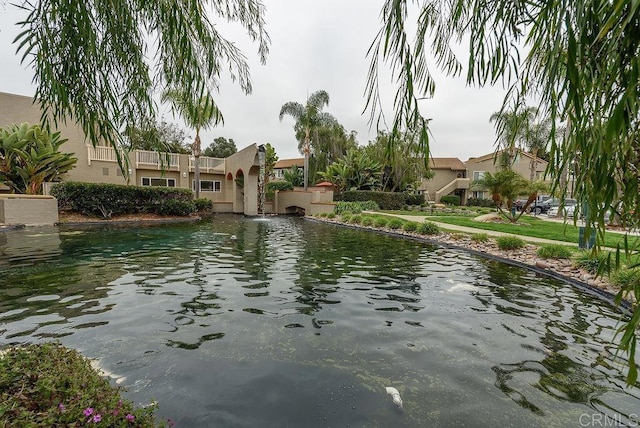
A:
0,216,638,427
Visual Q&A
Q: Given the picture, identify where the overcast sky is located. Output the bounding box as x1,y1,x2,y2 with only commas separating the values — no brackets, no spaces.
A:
0,0,508,161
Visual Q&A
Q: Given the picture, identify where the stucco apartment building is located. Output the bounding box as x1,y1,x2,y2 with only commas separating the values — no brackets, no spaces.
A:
417,151,550,204
0,92,336,216
464,150,549,199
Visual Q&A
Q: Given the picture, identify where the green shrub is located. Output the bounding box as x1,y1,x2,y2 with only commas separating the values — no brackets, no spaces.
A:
51,181,194,218
496,236,526,250
573,251,609,274
405,193,425,206
341,213,353,223
266,181,293,200
471,233,489,243
403,221,418,232
334,200,379,214
373,217,388,228
156,199,196,216
0,343,161,427
361,216,374,226
537,244,573,259
440,195,461,206
318,212,328,218
466,198,497,208
327,212,336,219
349,214,362,224
194,198,213,212
387,218,403,230
417,221,440,235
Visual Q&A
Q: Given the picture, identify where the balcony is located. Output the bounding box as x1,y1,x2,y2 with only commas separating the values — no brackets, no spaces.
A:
87,145,121,164
189,156,225,173
135,150,180,170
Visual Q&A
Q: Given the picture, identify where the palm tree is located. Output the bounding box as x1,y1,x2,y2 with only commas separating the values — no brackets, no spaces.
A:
489,107,538,170
162,90,223,199
524,117,552,182
279,90,338,190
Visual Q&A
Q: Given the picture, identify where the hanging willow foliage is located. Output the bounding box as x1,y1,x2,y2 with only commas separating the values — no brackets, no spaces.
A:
368,0,640,384
14,0,269,168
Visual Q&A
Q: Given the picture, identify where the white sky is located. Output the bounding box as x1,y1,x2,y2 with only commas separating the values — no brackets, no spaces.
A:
0,0,508,161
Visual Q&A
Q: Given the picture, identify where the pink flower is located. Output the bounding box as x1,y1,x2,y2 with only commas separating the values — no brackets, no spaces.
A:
58,403,65,411
83,407,94,416
92,414,102,423
125,414,135,422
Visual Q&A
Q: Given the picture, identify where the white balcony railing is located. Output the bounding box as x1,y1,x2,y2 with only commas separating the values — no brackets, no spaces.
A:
87,145,121,164
135,150,180,170
189,156,224,172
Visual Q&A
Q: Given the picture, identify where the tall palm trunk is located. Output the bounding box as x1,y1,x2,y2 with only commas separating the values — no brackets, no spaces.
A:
194,128,201,199
303,128,310,190
529,148,538,182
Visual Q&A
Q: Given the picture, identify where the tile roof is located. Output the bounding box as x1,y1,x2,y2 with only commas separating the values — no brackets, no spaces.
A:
429,157,466,170
274,158,305,169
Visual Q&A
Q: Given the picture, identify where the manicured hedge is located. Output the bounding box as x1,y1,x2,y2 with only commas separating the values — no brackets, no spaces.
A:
440,195,461,206
336,190,413,210
51,181,196,217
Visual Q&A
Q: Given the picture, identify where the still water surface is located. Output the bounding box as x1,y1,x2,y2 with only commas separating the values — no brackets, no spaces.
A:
0,216,638,427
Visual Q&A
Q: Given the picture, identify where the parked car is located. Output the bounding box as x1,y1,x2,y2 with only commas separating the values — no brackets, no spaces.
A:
531,198,577,215
547,204,577,217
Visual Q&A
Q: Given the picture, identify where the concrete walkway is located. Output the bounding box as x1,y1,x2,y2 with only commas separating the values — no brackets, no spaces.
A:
363,211,579,246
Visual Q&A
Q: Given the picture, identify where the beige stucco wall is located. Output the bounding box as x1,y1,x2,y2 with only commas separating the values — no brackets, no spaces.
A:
466,154,547,181
274,188,335,215
0,92,94,184
0,195,59,226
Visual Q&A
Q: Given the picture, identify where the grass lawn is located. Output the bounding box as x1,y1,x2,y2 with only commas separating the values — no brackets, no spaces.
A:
382,211,639,249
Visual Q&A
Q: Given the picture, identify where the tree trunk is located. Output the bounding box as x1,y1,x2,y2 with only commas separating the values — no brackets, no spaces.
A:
194,131,201,199
303,129,310,191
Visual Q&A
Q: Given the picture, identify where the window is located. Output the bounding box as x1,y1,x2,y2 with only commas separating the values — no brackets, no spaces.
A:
142,177,176,187
473,171,485,181
193,180,221,192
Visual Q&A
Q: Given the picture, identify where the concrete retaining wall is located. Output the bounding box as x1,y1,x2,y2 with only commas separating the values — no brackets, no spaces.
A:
0,195,59,226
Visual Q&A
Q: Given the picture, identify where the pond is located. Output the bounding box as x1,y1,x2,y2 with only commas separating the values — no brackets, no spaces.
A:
0,216,638,427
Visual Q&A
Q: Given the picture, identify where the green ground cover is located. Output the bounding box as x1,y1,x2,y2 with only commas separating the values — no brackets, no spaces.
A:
384,211,638,249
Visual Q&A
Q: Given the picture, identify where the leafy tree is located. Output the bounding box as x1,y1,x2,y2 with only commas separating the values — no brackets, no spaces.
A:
12,0,269,167
283,165,304,187
162,91,223,199
203,137,237,158
305,123,357,185
366,130,428,192
279,90,338,190
263,143,278,184
319,148,382,192
0,123,77,194
123,120,190,154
